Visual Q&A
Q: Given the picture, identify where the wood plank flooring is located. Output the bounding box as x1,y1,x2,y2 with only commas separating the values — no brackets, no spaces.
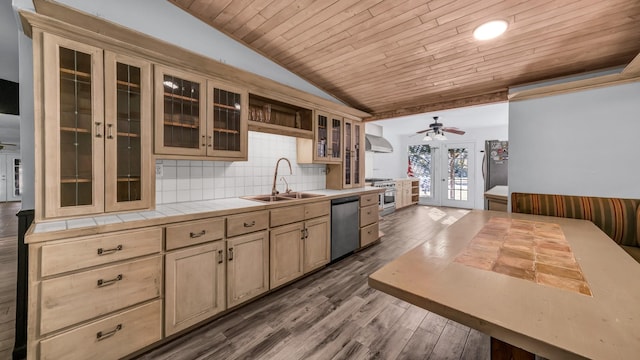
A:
0,201,20,359
135,205,489,360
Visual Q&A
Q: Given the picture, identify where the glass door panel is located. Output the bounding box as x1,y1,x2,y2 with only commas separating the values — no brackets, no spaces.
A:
343,120,352,187
441,144,474,208
207,82,247,159
316,113,328,159
353,123,362,186
105,52,152,212
330,116,341,160
408,145,435,204
58,46,94,207
115,62,142,203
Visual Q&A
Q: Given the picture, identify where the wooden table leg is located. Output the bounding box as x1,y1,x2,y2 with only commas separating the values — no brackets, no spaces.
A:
491,337,535,360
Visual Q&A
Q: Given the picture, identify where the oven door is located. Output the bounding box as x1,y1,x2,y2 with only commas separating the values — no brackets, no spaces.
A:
380,188,396,215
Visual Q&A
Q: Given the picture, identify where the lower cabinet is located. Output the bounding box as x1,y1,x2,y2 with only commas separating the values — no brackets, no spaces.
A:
164,241,226,336
226,230,270,308
360,193,381,247
303,216,331,273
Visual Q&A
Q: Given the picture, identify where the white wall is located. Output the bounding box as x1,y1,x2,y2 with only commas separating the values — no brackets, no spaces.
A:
509,81,640,198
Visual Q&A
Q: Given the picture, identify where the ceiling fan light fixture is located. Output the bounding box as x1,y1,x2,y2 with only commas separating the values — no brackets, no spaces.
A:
422,134,433,142
434,133,447,141
473,20,508,40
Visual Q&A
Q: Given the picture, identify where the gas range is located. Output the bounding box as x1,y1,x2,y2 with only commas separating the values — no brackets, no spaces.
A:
365,178,396,215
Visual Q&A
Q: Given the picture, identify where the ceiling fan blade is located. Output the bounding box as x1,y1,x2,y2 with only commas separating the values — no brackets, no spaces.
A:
415,129,430,134
442,128,465,135
0,142,16,146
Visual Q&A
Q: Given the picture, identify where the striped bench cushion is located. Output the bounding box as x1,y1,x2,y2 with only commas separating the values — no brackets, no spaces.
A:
511,193,640,247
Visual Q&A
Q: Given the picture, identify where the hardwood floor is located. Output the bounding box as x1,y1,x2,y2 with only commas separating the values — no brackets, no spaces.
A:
0,201,20,359
135,205,489,360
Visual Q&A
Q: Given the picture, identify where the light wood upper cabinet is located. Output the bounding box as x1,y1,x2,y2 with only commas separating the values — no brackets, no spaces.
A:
326,118,365,189
226,230,269,308
104,52,153,212
206,80,248,159
154,65,206,156
40,34,153,219
297,111,342,164
164,241,226,336
42,33,104,219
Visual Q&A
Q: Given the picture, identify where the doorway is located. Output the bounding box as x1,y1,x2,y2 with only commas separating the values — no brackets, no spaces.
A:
0,154,22,202
408,142,474,209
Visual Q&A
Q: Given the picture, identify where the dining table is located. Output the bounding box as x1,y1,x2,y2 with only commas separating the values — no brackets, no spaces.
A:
368,210,640,359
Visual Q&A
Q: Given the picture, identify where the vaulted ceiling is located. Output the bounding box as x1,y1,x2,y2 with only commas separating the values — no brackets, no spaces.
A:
172,0,639,120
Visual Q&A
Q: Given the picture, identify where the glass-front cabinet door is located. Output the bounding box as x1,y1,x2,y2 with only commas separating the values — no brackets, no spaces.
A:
206,81,248,159
42,33,104,218
154,66,206,156
312,111,341,163
353,121,364,187
343,119,353,188
104,52,152,212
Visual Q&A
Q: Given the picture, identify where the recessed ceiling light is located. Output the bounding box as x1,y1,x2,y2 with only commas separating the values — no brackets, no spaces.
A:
473,20,508,41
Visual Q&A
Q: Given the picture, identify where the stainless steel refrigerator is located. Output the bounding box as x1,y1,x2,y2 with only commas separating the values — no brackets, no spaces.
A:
482,140,508,208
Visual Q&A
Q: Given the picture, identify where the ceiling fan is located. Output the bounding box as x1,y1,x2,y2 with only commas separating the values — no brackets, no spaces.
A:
415,116,465,140
0,141,17,150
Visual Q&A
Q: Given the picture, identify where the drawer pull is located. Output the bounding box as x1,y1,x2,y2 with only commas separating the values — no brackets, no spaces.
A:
367,210,371,215
97,274,123,287
97,245,123,256
301,229,305,240
228,248,234,261
95,122,103,138
190,230,206,238
304,228,309,239
217,249,223,264
96,324,122,341
244,221,256,227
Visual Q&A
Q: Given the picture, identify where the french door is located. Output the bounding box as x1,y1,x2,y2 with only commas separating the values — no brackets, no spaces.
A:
408,142,474,209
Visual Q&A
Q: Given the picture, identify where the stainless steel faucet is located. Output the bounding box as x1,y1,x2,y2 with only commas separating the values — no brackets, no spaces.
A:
272,157,292,195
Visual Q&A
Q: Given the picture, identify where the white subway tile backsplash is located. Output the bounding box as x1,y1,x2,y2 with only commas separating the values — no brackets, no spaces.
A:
156,132,327,204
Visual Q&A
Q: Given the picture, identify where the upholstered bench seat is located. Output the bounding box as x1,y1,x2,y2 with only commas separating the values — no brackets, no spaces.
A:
511,192,640,263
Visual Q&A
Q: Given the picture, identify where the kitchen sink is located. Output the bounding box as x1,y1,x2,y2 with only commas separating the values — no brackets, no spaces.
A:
243,192,325,203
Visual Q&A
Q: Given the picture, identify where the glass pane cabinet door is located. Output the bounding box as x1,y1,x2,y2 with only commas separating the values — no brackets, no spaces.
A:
353,122,362,186
207,82,247,159
315,113,328,160
105,52,152,212
42,34,104,219
330,116,342,161
343,120,352,187
154,66,205,156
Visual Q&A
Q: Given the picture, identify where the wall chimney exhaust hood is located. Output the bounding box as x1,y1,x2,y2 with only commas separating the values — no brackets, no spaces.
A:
365,134,393,153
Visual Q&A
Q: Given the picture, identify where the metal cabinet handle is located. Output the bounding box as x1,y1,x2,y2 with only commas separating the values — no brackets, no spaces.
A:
301,229,306,240
106,123,114,139
96,324,122,341
244,221,255,227
228,248,234,261
97,244,122,255
97,274,123,287
190,230,206,238
95,122,103,138
208,135,213,147
217,249,224,264
305,228,309,239
201,134,206,147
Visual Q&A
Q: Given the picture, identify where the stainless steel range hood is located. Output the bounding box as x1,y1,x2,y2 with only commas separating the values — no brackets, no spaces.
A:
365,134,393,153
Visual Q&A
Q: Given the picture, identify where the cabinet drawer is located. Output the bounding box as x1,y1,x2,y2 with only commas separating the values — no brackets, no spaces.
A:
360,222,379,248
270,205,305,227
360,193,378,208
305,201,330,219
40,300,162,360
166,217,224,250
41,228,162,277
360,204,378,227
40,256,162,335
227,211,269,237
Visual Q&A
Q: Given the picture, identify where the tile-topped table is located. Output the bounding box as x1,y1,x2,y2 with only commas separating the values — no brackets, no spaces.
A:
369,210,640,359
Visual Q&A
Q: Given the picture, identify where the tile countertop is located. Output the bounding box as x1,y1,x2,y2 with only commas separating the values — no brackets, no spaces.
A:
27,187,383,243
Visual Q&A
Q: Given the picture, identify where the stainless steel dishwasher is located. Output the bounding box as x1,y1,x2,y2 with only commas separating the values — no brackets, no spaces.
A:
331,196,360,261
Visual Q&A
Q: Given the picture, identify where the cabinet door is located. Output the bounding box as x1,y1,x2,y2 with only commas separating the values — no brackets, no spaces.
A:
42,33,104,218
206,81,248,159
343,119,353,188
328,114,342,162
270,222,304,289
104,52,153,212
311,111,342,163
226,231,269,308
165,241,226,336
154,65,206,156
303,216,330,273
353,122,364,187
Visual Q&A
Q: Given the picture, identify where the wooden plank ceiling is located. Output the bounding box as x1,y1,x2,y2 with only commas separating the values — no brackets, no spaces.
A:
169,0,640,120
